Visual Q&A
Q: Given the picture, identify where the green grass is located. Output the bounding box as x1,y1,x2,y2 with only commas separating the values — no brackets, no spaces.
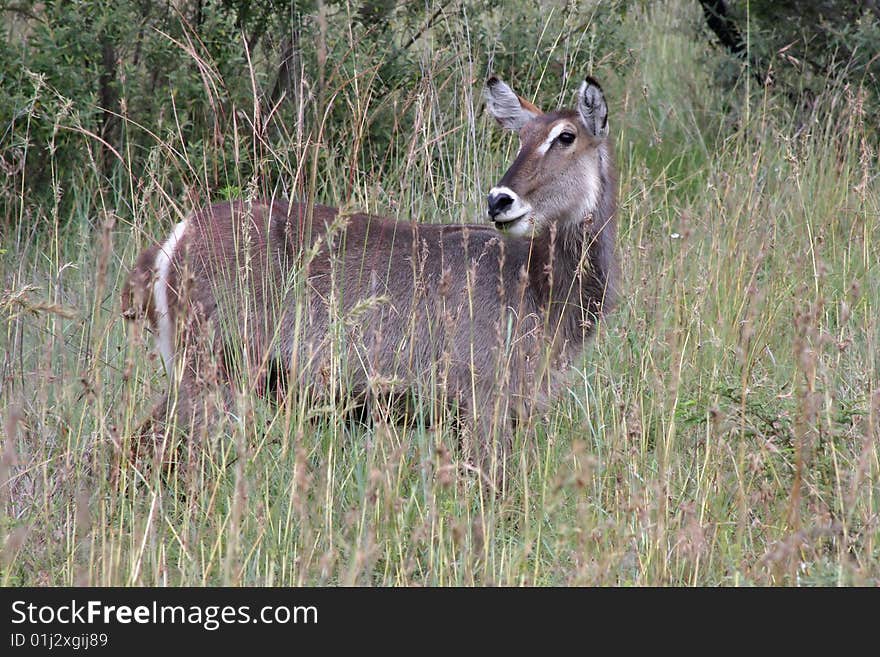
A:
2,1,878,586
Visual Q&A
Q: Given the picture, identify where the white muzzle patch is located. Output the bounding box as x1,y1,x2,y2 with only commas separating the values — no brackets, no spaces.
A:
487,185,533,230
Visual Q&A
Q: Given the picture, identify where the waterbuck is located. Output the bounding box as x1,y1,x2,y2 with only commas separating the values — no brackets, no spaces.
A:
122,76,617,486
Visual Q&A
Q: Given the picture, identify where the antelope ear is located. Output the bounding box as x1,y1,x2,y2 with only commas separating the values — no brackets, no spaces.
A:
484,76,542,131
577,77,609,138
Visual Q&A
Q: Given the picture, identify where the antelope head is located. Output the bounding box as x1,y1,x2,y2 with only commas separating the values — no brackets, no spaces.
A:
484,76,610,238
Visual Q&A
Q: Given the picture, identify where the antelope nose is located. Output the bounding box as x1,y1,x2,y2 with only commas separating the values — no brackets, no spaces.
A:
487,191,514,219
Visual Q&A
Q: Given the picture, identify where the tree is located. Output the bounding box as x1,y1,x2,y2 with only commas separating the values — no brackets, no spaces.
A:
698,0,880,116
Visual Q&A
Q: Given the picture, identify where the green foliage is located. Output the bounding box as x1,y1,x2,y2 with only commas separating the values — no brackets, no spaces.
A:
1,0,256,225
1,0,878,586
715,1,880,113
1,0,635,230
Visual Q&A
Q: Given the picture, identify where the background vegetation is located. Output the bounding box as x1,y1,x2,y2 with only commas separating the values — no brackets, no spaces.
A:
1,0,878,585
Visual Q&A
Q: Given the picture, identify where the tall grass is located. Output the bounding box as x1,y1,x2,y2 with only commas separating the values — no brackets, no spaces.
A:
2,0,878,585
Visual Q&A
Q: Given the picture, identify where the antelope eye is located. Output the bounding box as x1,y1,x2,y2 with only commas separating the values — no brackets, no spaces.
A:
557,131,576,145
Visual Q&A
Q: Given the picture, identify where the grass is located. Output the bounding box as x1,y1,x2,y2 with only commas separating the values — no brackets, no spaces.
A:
2,1,878,586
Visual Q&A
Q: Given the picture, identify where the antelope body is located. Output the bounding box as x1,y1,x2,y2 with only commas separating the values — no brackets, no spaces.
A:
122,76,618,482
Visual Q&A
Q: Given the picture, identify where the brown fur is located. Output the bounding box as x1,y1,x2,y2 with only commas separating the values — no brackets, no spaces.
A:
123,78,618,487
